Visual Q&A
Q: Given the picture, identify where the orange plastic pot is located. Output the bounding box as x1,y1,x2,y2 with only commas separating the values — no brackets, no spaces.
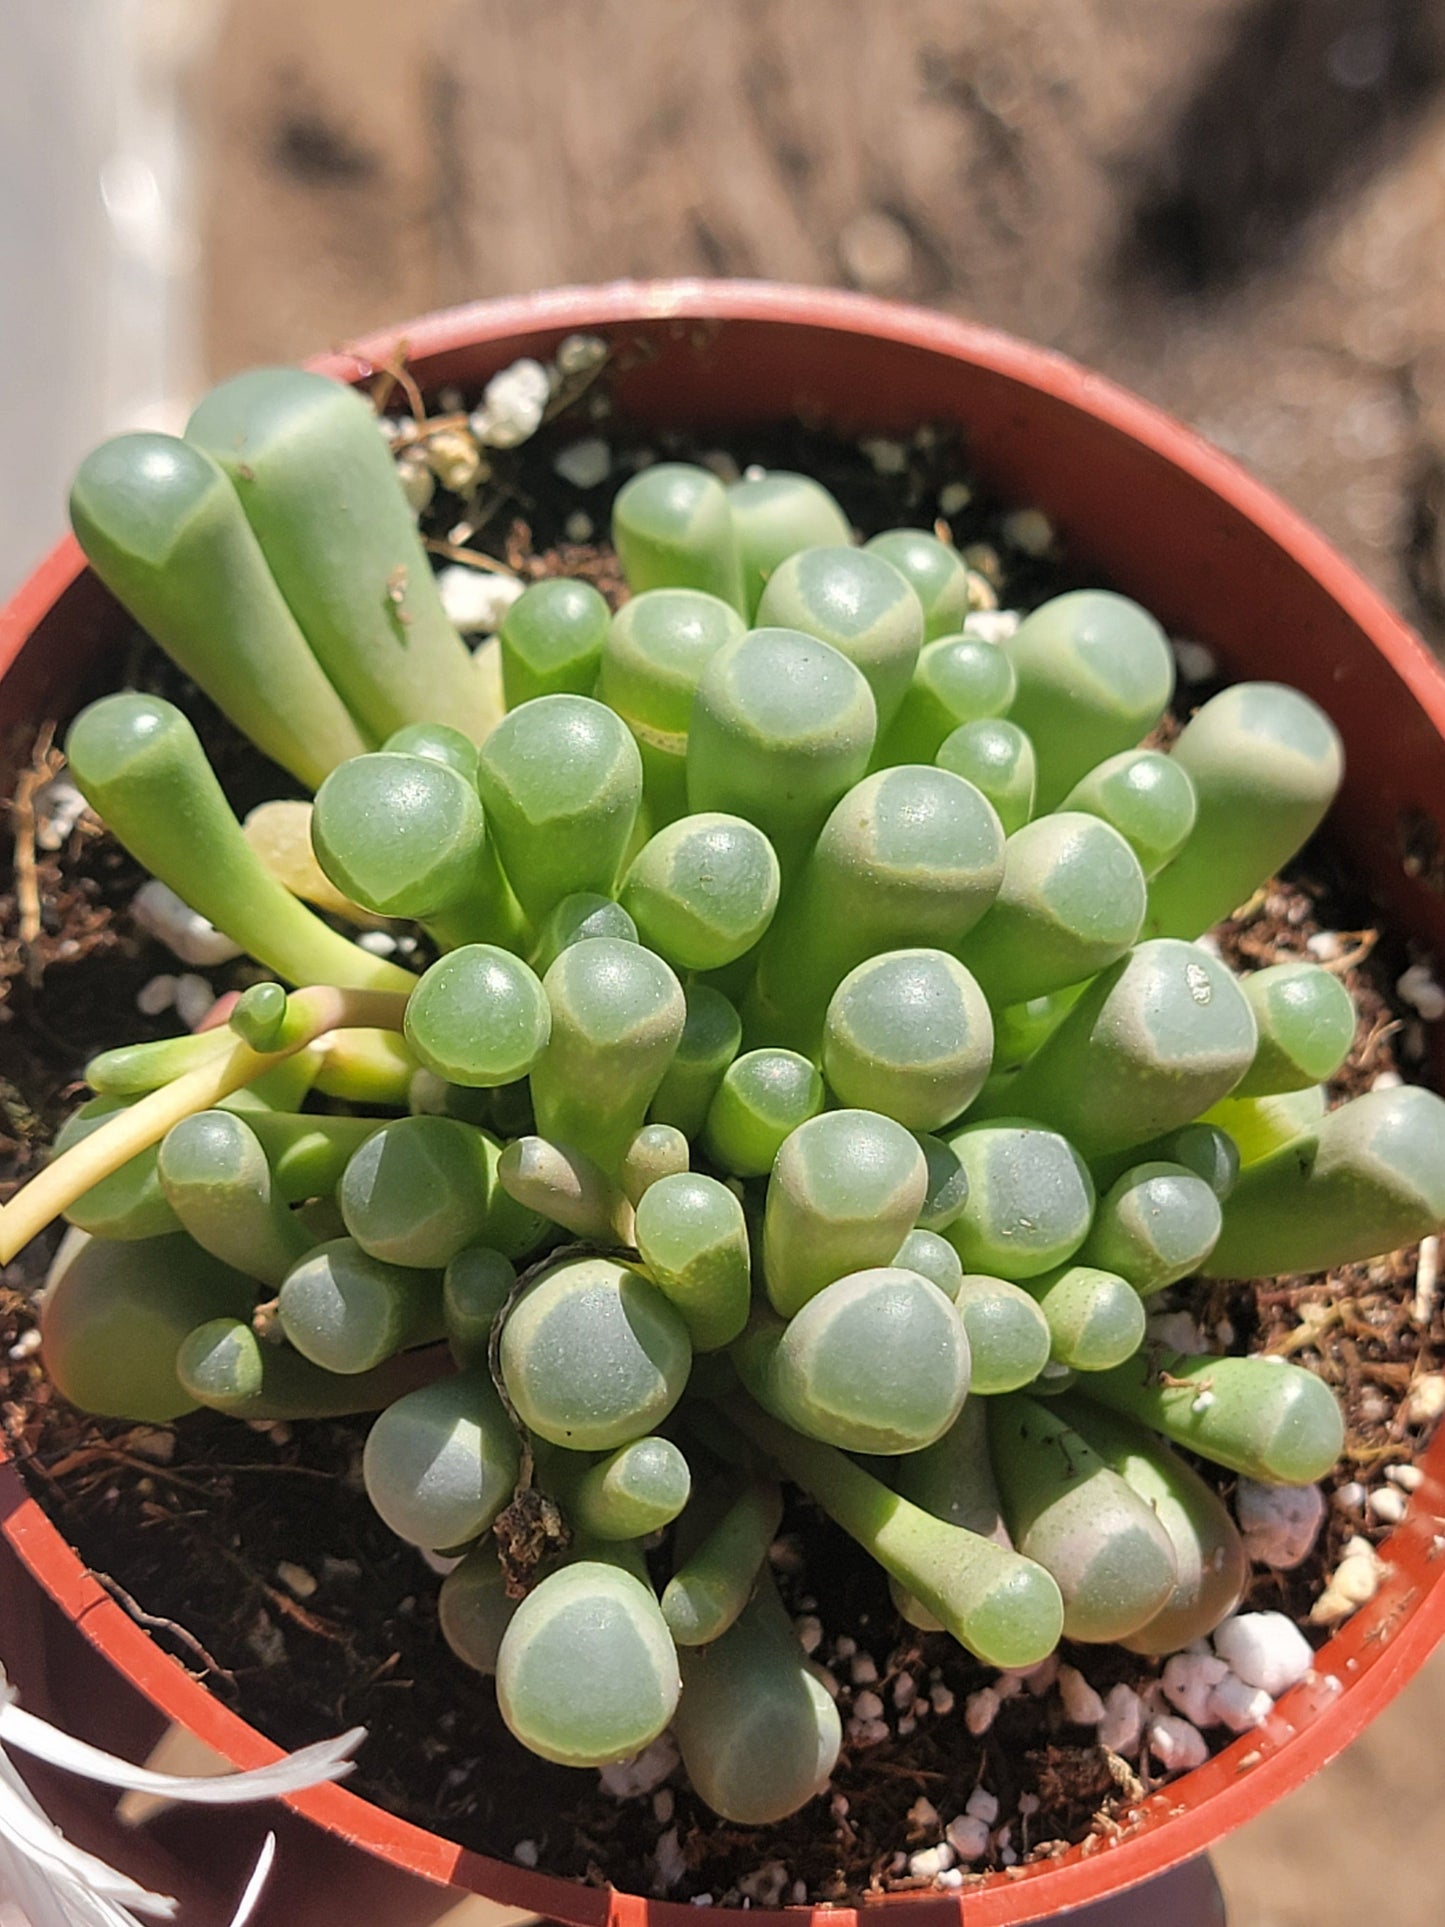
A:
3,282,1445,1926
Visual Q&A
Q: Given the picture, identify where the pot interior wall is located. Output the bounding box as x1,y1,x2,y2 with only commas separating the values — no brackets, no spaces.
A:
5,287,1445,1927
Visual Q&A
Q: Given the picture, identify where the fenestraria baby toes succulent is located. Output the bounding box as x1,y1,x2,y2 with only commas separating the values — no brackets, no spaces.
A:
7,370,1445,1837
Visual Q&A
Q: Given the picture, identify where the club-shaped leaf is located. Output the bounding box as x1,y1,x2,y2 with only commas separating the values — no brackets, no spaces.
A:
1085,1346,1344,1484
763,1110,928,1316
620,813,780,971
944,1120,1095,1280
1003,590,1174,810
1058,1396,1247,1653
988,1393,1178,1643
634,1172,751,1351
498,577,611,707
495,1557,682,1768
612,462,747,611
687,627,877,874
747,764,1005,1051
700,1048,824,1178
1147,681,1344,939
821,948,994,1131
65,694,414,992
756,546,924,729
595,587,745,824
404,945,551,1088
936,718,1036,833
1204,1084,1445,1277
362,1369,520,1548
41,1231,254,1422
727,470,852,617
499,1255,692,1450
476,695,643,922
69,432,368,787
187,366,495,741
674,1570,841,1825
531,938,686,1174
955,813,1146,1009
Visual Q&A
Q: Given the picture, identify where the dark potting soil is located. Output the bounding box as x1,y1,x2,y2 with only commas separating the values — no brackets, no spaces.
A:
3,357,1444,1905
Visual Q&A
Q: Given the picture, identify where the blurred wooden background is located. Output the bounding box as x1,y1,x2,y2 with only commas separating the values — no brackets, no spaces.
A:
201,0,1445,653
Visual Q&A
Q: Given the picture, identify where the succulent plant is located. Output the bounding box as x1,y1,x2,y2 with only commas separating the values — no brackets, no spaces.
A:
6,394,1444,1836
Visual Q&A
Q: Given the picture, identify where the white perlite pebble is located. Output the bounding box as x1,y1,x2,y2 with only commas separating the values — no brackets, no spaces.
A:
33,774,88,850
937,1868,965,1891
965,1787,999,1826
1002,508,1054,556
1149,1716,1209,1773
1235,1480,1326,1569
929,1683,955,1716
738,1861,790,1907
1368,1484,1407,1524
1397,963,1445,1021
945,1814,990,1861
653,1789,674,1825
1097,1683,1143,1756
136,973,178,1017
892,1673,917,1710
357,929,398,956
848,1716,890,1747
1160,1652,1230,1727
794,1615,822,1653
1212,1613,1314,1696
964,1687,1000,1735
850,1652,879,1685
852,1690,885,1722
907,1846,955,1880
1387,1463,1424,1491
938,481,972,516
961,608,1020,645
1407,1374,1445,1424
1058,1664,1106,1727
652,1827,686,1893
1335,1480,1367,1511
1022,1653,1059,1696
1171,638,1220,683
1311,1534,1385,1627
131,878,244,967
470,357,550,448
860,437,908,475
554,437,612,489
1208,1672,1273,1733
276,1560,317,1600
513,1841,539,1868
555,333,608,378
598,1733,678,1799
174,974,216,1030
437,564,526,634
565,510,595,543
1147,1309,1209,1356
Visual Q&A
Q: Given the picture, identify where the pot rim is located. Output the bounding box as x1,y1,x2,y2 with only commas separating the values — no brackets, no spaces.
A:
4,278,1445,1927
